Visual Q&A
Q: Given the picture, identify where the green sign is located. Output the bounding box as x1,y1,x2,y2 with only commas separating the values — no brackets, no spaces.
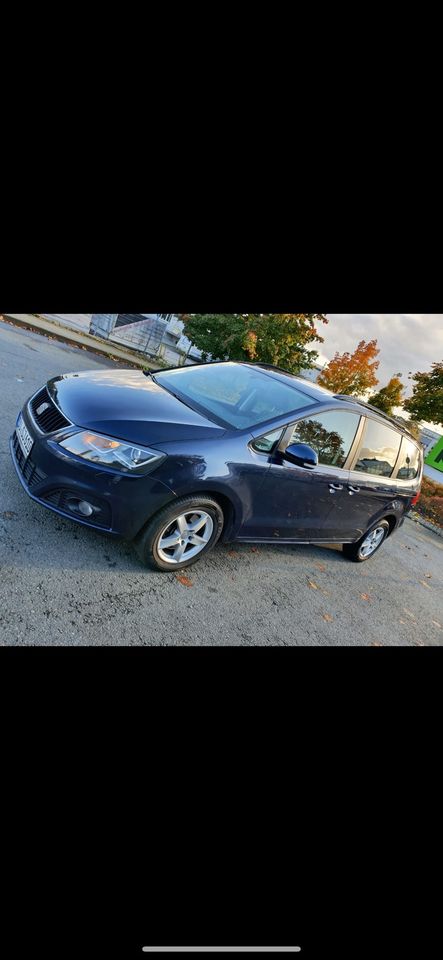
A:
425,435,443,473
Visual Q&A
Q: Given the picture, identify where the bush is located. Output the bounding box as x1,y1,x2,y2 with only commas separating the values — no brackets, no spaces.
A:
416,476,443,527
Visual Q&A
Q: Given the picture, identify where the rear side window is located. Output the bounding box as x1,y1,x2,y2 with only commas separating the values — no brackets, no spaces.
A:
354,419,402,478
396,437,421,480
288,410,361,468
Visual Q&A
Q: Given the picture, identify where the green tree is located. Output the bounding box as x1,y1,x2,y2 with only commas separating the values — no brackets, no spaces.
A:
181,314,328,374
392,415,421,439
368,375,404,416
317,339,380,396
404,361,443,427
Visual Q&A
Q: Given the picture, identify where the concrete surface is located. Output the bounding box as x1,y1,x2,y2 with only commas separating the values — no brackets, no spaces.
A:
1,320,442,646
2,313,162,370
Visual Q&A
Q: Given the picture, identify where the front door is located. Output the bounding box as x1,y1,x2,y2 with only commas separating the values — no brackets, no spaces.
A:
242,409,363,541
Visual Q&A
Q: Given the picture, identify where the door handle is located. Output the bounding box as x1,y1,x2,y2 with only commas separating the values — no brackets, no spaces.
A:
329,483,343,492
348,485,360,494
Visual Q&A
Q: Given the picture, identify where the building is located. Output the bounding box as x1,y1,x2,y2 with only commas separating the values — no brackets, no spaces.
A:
89,314,202,364
420,426,442,456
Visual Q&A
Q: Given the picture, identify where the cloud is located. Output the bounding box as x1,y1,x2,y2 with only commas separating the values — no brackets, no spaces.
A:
324,314,443,398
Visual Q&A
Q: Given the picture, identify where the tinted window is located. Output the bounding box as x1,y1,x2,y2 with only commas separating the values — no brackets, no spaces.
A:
396,437,421,480
288,410,361,468
155,363,314,429
252,428,284,453
354,419,402,477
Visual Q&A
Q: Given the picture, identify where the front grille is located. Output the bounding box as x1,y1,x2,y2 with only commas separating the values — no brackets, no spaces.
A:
41,489,112,528
30,387,70,433
12,433,46,488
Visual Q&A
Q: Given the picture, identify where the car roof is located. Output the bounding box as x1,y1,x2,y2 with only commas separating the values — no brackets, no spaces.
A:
243,363,420,443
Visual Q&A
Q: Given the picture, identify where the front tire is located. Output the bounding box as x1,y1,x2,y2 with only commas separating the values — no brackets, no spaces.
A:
343,519,390,563
134,495,224,571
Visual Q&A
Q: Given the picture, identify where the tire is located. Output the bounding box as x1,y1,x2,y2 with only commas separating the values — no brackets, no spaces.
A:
343,519,390,563
134,495,224,571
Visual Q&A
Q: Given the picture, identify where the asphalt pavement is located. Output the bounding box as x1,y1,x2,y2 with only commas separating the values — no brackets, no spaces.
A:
1,320,442,646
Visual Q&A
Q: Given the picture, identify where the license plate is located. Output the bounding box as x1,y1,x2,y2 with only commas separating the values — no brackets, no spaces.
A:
16,413,34,459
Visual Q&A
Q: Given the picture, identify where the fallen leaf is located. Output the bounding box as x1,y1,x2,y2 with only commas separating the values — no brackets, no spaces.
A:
1,510,18,519
419,580,431,589
399,620,407,624
307,580,319,590
322,614,333,622
370,641,383,646
360,593,371,601
425,573,432,579
250,547,259,553
431,620,442,628
228,550,238,557
176,575,193,587
412,639,425,646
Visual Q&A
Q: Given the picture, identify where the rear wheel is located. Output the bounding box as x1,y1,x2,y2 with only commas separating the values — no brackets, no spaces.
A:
134,495,224,571
343,519,390,563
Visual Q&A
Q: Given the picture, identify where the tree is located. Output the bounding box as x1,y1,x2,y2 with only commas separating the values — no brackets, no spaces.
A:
392,415,421,440
368,375,404,416
316,339,380,396
404,361,443,427
180,314,328,375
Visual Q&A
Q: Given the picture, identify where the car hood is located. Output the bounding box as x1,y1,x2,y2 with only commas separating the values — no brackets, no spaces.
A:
47,370,226,444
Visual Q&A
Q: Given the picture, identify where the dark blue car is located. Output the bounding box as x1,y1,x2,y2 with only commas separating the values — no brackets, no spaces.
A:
10,361,423,570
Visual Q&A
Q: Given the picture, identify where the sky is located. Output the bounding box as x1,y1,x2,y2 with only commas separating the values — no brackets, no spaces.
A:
316,314,443,431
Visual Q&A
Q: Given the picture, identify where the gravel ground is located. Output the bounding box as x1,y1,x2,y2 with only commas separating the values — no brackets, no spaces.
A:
1,320,442,646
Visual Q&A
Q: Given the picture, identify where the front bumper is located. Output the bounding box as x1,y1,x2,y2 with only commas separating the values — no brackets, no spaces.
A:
9,403,176,540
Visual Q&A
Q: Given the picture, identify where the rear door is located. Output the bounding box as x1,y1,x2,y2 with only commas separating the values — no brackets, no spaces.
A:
345,417,403,537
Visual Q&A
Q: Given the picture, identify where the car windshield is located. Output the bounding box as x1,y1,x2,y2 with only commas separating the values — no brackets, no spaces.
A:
154,363,315,429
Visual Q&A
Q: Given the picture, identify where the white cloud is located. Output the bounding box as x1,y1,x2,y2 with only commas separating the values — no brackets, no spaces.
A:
320,314,443,432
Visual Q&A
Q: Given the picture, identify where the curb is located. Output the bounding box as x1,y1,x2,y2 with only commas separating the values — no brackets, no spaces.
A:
405,513,443,539
1,313,162,371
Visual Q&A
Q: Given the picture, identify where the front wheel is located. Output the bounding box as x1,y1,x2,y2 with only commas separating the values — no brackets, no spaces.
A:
134,495,224,571
342,519,390,563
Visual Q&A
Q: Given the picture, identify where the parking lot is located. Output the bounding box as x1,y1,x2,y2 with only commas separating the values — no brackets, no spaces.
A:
1,319,442,646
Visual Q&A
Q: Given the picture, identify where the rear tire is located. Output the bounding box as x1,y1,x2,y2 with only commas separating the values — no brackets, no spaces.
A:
134,495,224,571
343,519,390,563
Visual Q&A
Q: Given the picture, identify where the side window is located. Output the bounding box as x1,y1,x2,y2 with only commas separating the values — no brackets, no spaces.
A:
252,428,284,454
288,410,361,468
396,437,421,480
354,419,402,478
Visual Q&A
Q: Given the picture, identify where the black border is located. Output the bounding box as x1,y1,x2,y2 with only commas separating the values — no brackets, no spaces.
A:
1,204,441,959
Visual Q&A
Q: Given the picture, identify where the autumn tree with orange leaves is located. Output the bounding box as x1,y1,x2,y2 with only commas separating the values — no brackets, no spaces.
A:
317,340,380,396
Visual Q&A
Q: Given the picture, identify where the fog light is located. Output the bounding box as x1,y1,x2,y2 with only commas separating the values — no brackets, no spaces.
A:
78,500,94,517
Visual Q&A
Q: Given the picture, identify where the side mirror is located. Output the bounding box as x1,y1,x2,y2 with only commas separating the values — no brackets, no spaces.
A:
282,442,318,469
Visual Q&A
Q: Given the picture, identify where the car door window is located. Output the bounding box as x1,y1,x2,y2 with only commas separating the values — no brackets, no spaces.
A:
396,437,421,480
288,410,361,468
354,419,402,477
251,428,285,453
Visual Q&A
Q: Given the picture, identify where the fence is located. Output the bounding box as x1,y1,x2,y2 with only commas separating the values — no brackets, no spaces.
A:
92,314,200,364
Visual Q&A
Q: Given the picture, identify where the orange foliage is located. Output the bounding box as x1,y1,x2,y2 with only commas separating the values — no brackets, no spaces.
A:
317,339,380,396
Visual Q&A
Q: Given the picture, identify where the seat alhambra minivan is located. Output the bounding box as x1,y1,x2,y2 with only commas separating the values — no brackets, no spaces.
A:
10,361,423,570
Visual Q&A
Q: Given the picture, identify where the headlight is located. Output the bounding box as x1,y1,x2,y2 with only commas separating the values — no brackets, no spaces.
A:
58,431,164,472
